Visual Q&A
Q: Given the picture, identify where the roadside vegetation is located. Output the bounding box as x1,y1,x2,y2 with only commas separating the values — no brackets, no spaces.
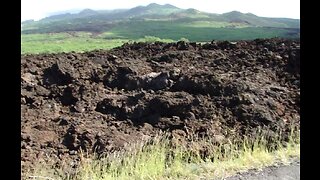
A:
24,125,300,180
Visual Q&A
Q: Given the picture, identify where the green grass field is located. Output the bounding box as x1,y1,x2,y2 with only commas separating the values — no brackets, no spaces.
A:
21,20,299,54
109,21,297,41
21,32,127,54
21,32,177,54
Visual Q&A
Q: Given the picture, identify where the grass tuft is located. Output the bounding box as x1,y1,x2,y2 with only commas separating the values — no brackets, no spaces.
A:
23,126,300,180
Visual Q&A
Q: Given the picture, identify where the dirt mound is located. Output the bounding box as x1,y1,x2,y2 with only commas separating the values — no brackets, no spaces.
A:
21,38,300,171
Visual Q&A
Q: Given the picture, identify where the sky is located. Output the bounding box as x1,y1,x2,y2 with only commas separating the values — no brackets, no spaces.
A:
21,0,300,21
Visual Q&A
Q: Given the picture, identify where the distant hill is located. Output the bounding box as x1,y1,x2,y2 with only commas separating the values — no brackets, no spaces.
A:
21,3,299,40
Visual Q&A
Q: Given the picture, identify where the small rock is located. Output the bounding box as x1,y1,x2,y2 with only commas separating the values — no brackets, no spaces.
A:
21,73,36,86
59,118,69,126
21,142,27,149
35,86,50,96
275,55,283,60
142,123,153,131
293,80,300,86
170,68,181,77
74,102,85,113
186,112,196,120
172,116,181,121
140,72,161,80
69,150,77,155
108,54,118,60
263,47,269,53
21,97,26,104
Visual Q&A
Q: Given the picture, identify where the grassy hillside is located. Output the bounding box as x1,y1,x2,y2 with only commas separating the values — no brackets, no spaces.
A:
21,3,300,34
108,21,299,41
21,25,299,54
21,3,300,54
21,32,126,54
21,32,175,54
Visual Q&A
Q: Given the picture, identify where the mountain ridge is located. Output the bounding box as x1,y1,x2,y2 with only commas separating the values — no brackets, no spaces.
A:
21,3,299,39
22,3,299,23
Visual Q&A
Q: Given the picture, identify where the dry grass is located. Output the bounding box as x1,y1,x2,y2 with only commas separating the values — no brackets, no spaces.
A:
23,125,300,180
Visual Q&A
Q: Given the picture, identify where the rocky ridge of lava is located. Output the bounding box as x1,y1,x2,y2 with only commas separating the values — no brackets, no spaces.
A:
21,38,300,170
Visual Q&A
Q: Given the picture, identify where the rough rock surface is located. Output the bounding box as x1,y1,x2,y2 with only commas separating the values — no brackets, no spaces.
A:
21,38,300,171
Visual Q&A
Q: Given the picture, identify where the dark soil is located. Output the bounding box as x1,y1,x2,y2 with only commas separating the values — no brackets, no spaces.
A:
21,38,300,172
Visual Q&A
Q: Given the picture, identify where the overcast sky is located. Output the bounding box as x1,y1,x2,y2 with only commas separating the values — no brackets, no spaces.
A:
21,0,300,21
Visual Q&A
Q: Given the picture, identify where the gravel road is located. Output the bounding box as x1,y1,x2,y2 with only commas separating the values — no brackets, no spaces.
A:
224,161,300,180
